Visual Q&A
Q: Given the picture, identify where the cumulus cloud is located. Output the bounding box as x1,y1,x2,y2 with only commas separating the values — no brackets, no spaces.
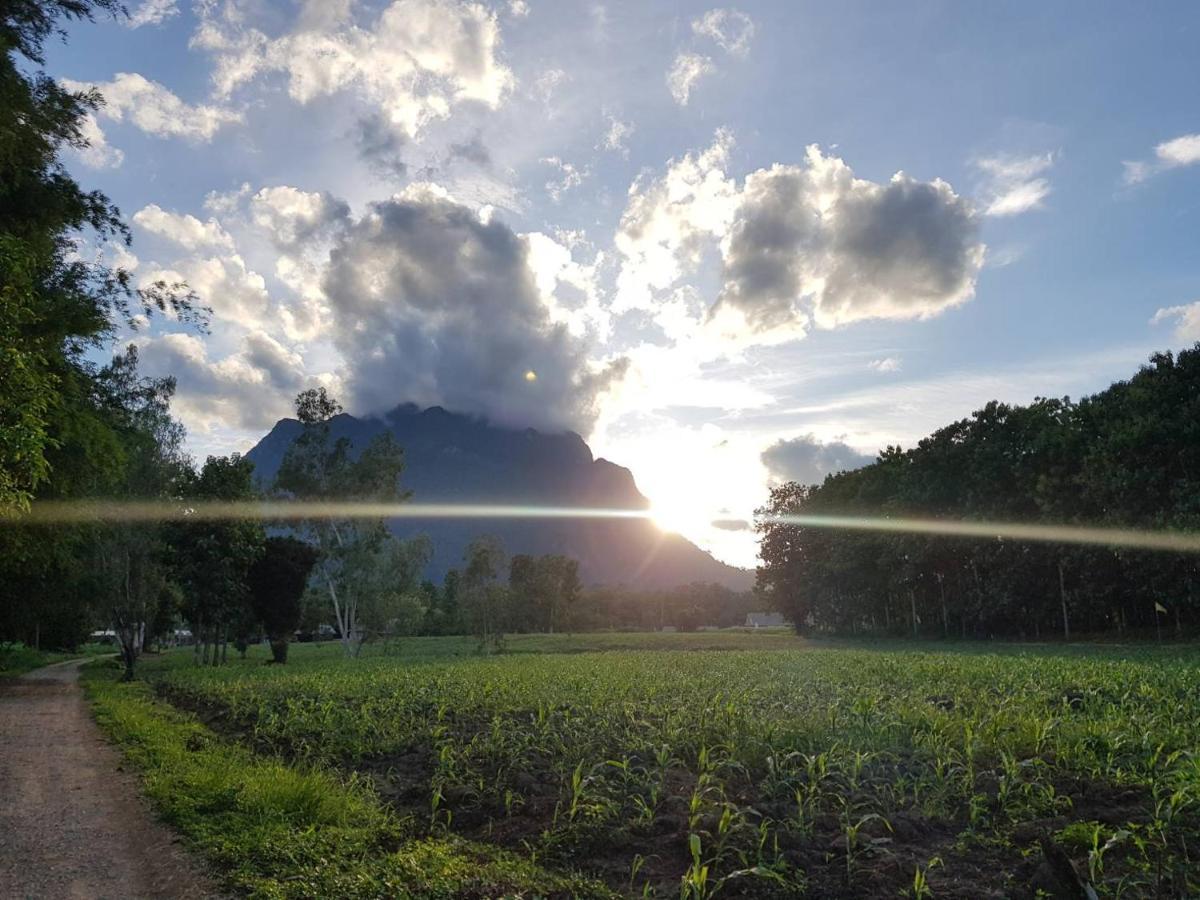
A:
1151,301,1200,341
249,186,350,248
125,0,178,28
192,0,513,142
321,188,625,432
667,53,714,106
135,331,317,434
615,130,739,312
718,146,984,331
72,113,124,169
692,8,755,56
140,254,270,331
1123,133,1200,184
761,434,875,485
615,135,983,344
974,153,1054,216
62,73,241,142
133,204,235,252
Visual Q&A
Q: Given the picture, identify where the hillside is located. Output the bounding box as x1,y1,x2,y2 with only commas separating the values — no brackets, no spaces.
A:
245,404,753,590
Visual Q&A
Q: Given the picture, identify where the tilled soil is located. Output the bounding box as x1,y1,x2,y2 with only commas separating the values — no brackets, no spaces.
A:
0,659,221,900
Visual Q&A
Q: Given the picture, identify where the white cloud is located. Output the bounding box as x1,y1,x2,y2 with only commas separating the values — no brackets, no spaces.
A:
133,204,235,252
249,186,350,248
134,331,320,435
869,356,901,373
140,254,270,331
1151,301,1200,341
524,231,610,341
62,73,241,142
192,0,513,142
72,113,124,169
508,0,530,16
601,114,634,157
615,135,983,344
615,129,739,314
718,146,984,332
540,156,588,202
1123,132,1200,184
1156,134,1200,167
126,0,178,28
532,68,568,106
692,8,755,56
974,152,1054,216
667,52,714,106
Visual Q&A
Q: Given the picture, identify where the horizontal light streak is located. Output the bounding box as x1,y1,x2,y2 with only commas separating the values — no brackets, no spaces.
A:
5,501,1199,554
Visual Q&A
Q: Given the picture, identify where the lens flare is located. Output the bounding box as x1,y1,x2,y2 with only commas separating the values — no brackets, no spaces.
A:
5,500,1200,554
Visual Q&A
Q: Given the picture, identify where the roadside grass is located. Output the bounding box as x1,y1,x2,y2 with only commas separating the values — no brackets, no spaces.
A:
0,641,112,678
81,658,612,899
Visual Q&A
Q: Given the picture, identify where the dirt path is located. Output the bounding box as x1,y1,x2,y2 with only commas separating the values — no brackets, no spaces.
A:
0,659,221,899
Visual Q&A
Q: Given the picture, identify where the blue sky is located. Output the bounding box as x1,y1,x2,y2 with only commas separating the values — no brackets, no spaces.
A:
54,1,1200,566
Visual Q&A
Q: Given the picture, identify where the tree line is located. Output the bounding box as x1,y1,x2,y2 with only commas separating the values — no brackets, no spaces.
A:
755,347,1200,640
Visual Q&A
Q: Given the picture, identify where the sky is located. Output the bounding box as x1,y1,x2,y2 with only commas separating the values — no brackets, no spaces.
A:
54,0,1200,568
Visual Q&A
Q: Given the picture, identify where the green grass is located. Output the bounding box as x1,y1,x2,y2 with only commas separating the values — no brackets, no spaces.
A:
81,658,611,899
0,641,111,677
128,635,1200,897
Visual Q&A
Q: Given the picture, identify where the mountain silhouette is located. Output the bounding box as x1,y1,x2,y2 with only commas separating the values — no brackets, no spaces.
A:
244,404,753,590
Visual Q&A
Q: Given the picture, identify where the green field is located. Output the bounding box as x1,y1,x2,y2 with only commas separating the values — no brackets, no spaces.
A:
91,634,1200,898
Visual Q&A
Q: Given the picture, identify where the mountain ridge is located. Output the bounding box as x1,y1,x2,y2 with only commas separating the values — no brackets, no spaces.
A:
244,404,753,590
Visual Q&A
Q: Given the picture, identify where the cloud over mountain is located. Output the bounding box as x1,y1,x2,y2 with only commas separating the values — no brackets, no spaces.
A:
322,187,625,433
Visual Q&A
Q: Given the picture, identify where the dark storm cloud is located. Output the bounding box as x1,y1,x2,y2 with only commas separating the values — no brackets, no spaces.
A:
322,190,625,432
761,434,875,486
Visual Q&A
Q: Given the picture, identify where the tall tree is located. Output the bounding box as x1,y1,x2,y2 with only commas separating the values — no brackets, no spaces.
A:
462,536,508,652
174,454,264,666
0,0,200,511
248,536,319,664
89,347,190,679
274,388,414,657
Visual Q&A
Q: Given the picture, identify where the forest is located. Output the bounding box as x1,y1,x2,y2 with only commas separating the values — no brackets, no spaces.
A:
756,347,1200,640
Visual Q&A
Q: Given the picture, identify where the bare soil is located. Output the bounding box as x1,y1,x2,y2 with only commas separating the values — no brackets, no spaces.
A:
0,659,221,899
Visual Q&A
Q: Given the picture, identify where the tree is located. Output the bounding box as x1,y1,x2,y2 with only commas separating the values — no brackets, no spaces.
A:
0,0,201,511
174,454,264,666
509,553,581,633
0,1,202,657
89,348,191,679
274,389,415,657
753,346,1200,641
345,533,431,655
462,536,508,652
248,536,319,664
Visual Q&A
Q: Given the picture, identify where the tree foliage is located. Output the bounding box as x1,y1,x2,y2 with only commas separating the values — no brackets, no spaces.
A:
756,347,1200,639
275,389,422,657
248,536,319,664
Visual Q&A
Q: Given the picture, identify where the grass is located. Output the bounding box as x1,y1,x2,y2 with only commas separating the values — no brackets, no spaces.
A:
0,641,112,678
120,635,1200,897
81,658,612,899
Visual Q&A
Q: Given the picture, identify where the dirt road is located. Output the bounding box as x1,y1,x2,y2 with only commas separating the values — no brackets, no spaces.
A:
0,659,220,899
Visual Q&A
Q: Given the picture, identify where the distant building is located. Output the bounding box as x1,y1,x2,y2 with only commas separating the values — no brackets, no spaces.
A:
745,612,786,629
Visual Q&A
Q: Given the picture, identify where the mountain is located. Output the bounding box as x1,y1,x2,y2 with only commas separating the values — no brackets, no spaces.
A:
244,404,754,590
